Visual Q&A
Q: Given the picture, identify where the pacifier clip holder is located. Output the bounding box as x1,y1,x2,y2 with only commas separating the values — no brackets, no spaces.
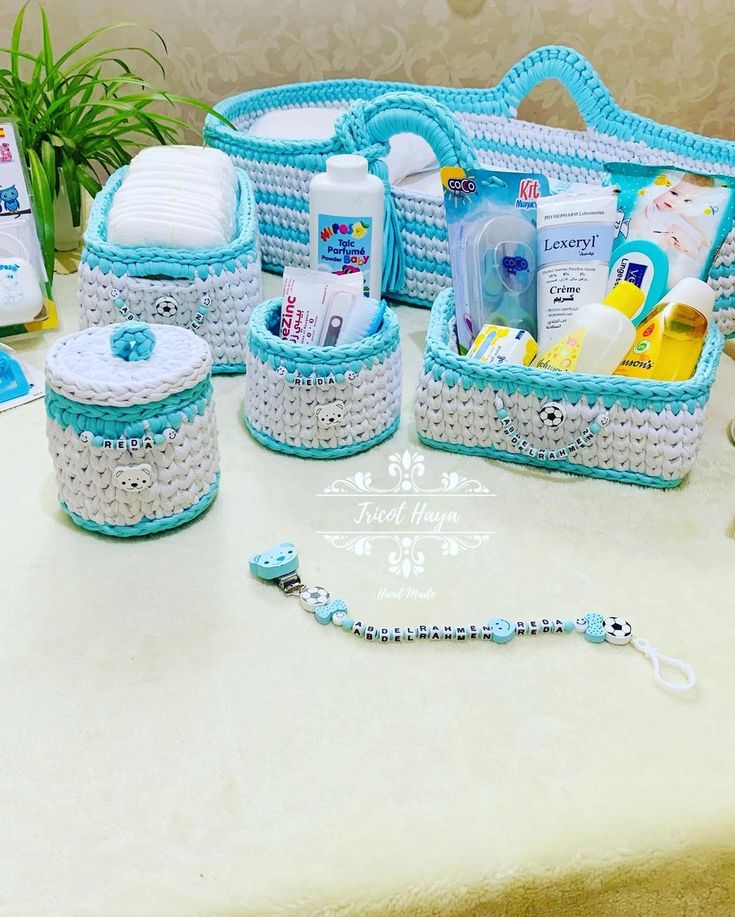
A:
250,543,696,695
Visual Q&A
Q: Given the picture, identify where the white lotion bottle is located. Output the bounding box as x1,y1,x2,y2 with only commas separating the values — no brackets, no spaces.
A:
309,154,384,299
534,280,644,375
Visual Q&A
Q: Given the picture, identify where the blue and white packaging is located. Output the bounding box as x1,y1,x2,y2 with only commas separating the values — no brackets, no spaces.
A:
535,190,617,351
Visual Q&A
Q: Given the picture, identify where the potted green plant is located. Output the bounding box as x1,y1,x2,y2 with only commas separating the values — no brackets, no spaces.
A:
0,3,228,280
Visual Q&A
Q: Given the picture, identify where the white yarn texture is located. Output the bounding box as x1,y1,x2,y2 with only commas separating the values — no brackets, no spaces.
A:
47,403,219,527
78,254,262,369
245,349,402,451
46,324,212,406
415,371,708,483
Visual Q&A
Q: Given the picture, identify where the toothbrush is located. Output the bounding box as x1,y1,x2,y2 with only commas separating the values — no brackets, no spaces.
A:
320,290,386,345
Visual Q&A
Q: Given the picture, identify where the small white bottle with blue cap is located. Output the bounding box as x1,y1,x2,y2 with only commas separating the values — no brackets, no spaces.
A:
309,154,384,299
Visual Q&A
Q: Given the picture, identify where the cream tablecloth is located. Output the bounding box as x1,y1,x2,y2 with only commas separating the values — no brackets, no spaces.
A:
2,273,734,916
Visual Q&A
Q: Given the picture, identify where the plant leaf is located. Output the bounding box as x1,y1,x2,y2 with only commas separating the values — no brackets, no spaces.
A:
60,154,82,227
27,147,55,282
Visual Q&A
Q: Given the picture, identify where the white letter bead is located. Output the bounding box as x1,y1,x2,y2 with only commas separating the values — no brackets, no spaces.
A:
416,625,429,640
404,627,415,641
364,625,377,641
378,628,391,643
392,627,403,642
481,625,493,640
468,625,480,640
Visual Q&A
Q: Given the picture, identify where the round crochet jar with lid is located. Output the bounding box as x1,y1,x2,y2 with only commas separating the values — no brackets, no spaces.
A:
45,321,220,536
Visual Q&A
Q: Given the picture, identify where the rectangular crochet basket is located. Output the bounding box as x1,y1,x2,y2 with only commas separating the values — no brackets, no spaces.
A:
415,289,723,488
78,166,262,373
244,298,401,458
204,45,735,338
45,322,220,537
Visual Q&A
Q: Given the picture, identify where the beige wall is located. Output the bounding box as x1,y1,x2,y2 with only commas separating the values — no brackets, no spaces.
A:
3,0,734,140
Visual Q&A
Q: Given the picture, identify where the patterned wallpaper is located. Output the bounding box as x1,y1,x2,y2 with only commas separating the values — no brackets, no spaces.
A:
2,0,733,140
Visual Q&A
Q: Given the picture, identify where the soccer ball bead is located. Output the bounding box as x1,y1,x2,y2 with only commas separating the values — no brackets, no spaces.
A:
603,616,633,645
299,585,330,612
538,402,565,428
155,296,178,318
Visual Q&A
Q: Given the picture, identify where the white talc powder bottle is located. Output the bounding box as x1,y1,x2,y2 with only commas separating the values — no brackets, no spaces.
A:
310,154,384,299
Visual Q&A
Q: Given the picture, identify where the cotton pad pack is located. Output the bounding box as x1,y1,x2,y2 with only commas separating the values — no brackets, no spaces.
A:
606,163,735,293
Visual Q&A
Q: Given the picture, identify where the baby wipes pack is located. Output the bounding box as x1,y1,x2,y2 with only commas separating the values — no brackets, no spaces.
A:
606,163,735,294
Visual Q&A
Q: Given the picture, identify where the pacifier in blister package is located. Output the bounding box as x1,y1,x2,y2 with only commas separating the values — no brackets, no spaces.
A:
442,168,550,352
465,214,537,338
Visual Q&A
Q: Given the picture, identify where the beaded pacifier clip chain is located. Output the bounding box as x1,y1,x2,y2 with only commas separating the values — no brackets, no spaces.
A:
250,543,696,695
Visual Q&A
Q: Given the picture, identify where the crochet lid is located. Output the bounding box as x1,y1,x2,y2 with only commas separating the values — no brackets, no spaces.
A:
45,323,212,406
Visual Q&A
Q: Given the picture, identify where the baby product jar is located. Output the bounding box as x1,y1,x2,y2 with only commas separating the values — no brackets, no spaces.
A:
45,322,220,536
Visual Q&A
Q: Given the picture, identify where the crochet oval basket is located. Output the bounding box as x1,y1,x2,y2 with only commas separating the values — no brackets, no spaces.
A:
204,45,735,338
79,166,262,373
45,322,220,536
415,289,723,488
244,298,401,458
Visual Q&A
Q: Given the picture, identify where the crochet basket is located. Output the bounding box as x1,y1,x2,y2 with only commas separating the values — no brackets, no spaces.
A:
244,298,401,457
46,322,220,536
205,45,735,338
78,166,262,373
415,290,723,488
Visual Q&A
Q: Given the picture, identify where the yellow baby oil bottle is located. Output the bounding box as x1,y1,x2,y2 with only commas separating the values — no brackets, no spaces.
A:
534,280,643,375
614,278,714,381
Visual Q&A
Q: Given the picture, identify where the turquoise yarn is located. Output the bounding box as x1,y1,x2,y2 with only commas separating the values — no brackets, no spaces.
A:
110,322,156,362
61,474,219,537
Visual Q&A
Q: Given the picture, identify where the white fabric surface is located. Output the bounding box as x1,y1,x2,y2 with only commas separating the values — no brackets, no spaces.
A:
248,107,438,187
2,271,735,916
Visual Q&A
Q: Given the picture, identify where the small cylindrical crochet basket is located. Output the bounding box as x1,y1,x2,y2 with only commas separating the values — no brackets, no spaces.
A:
46,322,220,536
244,298,401,457
78,166,262,373
415,290,723,488
205,45,735,336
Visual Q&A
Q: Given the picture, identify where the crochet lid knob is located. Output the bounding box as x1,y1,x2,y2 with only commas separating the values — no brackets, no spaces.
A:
110,322,157,362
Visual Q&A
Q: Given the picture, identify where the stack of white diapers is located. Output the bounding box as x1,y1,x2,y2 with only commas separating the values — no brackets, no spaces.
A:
107,145,238,250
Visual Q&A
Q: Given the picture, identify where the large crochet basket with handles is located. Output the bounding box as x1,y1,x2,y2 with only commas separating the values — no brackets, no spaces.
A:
415,289,723,488
78,166,262,373
204,45,735,338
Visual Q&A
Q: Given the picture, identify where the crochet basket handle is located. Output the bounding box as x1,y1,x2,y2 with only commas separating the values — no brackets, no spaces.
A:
336,90,478,169
335,92,477,293
494,46,619,132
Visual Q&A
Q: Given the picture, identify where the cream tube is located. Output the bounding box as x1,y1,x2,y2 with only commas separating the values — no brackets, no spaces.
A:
280,267,363,344
535,190,617,351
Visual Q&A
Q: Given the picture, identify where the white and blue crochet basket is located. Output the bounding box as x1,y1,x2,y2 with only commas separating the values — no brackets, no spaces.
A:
78,166,262,373
45,322,220,536
244,298,401,458
205,45,735,338
415,290,723,488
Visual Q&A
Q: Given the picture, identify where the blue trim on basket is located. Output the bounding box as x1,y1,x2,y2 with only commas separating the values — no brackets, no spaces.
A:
61,474,220,537
416,434,682,489
244,415,399,459
212,362,246,375
46,378,213,439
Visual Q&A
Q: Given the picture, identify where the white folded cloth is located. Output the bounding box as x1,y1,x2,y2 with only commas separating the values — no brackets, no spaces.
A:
248,108,438,186
107,145,238,250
